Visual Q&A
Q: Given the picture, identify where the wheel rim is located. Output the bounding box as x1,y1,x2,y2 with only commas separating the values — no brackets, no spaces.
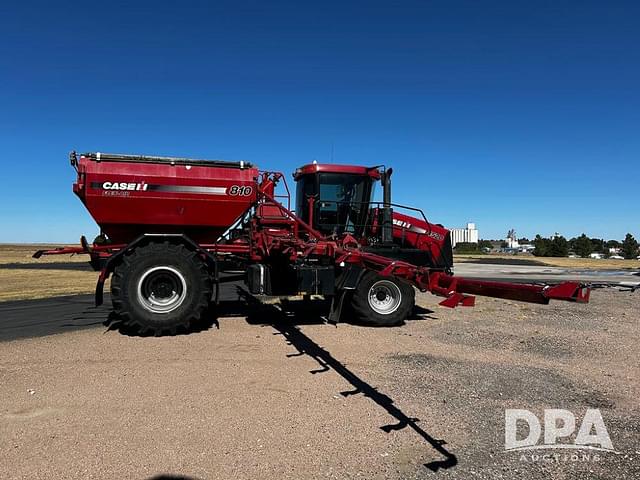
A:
137,266,187,314
368,280,402,315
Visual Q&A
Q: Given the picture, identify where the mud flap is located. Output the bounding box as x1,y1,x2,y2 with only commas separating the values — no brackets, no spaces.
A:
327,291,348,324
327,266,366,324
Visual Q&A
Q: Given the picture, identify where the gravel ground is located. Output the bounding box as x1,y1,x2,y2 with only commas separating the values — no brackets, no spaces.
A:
0,289,638,479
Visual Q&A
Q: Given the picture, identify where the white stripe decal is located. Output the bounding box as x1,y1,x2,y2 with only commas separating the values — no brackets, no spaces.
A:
151,185,228,194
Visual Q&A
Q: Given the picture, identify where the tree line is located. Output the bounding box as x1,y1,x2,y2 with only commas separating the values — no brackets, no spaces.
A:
455,233,640,259
532,233,639,258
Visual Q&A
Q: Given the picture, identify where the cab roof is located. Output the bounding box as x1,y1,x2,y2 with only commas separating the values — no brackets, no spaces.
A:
294,163,381,180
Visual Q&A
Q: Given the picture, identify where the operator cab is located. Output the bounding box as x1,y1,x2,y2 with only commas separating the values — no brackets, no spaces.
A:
293,163,380,236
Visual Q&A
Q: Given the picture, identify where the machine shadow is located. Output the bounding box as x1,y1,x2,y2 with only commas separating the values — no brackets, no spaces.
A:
103,309,221,337
240,290,457,472
102,287,455,470
104,281,437,336
237,286,437,327
145,475,202,480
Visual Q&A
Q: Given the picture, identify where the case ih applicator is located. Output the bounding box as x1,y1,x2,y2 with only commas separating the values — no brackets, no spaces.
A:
35,152,590,335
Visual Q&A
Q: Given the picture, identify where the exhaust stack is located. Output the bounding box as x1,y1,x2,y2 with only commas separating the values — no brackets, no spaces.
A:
381,167,393,244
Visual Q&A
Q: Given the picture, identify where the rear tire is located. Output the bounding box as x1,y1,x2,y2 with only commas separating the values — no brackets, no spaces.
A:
350,272,415,326
111,242,212,335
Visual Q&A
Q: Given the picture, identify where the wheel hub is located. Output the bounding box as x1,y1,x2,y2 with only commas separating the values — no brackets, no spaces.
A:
368,280,402,315
137,266,187,314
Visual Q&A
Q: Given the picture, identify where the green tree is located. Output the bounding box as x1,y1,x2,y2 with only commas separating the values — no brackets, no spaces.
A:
568,237,577,252
606,239,622,250
478,240,493,251
549,235,569,257
590,238,605,253
453,242,481,253
533,235,548,256
622,233,639,259
574,234,593,258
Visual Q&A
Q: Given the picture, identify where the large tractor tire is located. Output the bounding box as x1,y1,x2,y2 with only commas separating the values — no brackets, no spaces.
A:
350,272,415,326
111,242,212,335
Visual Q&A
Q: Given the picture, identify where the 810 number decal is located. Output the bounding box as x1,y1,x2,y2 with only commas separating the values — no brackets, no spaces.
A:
228,185,253,196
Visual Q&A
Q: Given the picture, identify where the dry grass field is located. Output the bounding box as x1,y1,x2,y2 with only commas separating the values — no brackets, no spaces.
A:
0,245,102,302
454,253,640,270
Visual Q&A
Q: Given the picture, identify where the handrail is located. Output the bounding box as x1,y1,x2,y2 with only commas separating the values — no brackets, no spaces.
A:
306,199,435,237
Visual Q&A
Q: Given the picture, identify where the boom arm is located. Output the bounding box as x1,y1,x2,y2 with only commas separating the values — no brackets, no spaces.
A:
426,272,590,308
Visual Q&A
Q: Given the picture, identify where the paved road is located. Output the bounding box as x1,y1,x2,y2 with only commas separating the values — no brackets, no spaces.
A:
0,275,246,342
0,294,110,342
454,262,640,286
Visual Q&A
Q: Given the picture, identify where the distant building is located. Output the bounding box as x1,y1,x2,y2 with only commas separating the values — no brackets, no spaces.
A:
502,229,534,254
450,222,479,247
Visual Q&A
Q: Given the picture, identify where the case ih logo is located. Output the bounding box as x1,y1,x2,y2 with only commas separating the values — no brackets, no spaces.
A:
102,181,148,191
392,218,444,241
392,218,412,229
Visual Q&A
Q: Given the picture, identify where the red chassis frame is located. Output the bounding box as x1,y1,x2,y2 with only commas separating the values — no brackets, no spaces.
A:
34,171,591,309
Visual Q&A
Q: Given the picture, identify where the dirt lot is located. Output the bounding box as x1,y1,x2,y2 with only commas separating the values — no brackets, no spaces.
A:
1,286,638,479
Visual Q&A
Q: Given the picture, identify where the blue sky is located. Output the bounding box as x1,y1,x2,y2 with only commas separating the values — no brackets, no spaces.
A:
1,0,638,243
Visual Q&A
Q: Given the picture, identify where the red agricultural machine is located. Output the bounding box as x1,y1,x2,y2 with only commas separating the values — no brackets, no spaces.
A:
35,152,591,335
